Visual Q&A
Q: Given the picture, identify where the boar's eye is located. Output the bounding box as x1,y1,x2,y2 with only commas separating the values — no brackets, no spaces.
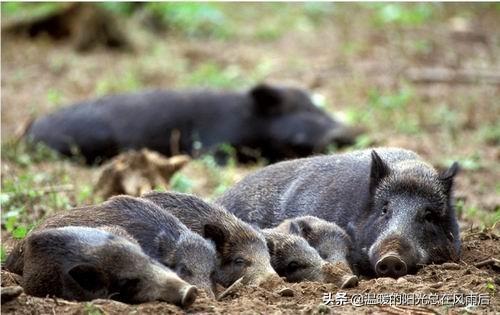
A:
178,264,193,278
287,261,300,273
424,209,437,223
381,201,389,215
233,257,247,267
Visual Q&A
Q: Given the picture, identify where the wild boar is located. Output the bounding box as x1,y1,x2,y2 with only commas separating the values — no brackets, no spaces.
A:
217,148,461,278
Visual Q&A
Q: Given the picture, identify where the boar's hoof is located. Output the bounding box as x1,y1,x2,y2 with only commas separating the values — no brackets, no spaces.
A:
375,255,407,278
181,286,198,307
340,274,359,288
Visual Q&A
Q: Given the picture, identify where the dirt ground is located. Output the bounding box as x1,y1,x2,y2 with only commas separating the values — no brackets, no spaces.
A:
1,3,499,314
2,230,498,314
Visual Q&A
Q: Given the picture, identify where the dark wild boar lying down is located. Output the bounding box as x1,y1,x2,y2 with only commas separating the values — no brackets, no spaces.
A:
217,147,461,278
143,191,280,288
25,83,360,164
5,195,217,300
5,225,198,306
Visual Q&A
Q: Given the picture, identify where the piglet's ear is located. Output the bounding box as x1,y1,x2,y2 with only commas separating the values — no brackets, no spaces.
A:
439,162,459,196
288,222,301,235
369,150,390,193
68,264,108,293
250,84,284,115
203,224,227,254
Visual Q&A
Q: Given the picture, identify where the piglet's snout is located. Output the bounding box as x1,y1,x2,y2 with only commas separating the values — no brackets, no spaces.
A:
160,275,198,307
180,285,198,307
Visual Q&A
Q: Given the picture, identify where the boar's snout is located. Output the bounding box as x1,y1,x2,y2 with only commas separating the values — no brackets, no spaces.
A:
180,285,198,307
245,269,281,287
159,275,198,307
321,262,359,288
375,253,407,278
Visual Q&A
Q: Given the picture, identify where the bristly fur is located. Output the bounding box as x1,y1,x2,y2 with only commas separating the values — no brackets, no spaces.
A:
143,191,262,244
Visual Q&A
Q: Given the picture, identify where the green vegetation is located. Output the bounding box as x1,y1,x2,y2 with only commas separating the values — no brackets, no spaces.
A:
370,3,435,27
169,173,194,194
95,69,144,96
1,2,62,18
455,200,499,229
2,141,60,167
83,303,104,315
1,141,98,239
0,246,7,263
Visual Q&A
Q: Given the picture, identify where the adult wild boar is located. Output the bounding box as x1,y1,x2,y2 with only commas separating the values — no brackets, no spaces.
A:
217,148,461,278
10,226,198,306
26,84,359,164
143,191,279,287
5,195,217,296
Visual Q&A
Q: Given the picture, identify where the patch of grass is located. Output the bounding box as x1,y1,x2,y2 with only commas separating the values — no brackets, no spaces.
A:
455,200,499,229
144,3,230,39
486,281,496,293
199,152,237,198
46,89,64,107
369,3,436,27
368,86,413,111
0,246,7,263
83,303,104,315
443,154,483,171
358,85,422,135
1,167,73,238
180,59,274,89
353,134,375,150
477,123,500,146
432,105,460,134
2,140,61,168
169,173,194,194
95,69,143,96
1,2,62,18
99,2,137,16
183,63,247,89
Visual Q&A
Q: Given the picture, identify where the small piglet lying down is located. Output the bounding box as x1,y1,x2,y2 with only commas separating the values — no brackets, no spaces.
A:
9,226,197,306
25,83,360,164
5,195,218,299
143,191,357,289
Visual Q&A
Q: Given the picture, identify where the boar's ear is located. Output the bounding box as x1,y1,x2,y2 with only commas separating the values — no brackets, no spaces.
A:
289,222,301,235
250,84,284,115
370,150,390,193
439,162,459,196
266,237,275,256
203,224,227,254
68,264,109,293
289,221,312,239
